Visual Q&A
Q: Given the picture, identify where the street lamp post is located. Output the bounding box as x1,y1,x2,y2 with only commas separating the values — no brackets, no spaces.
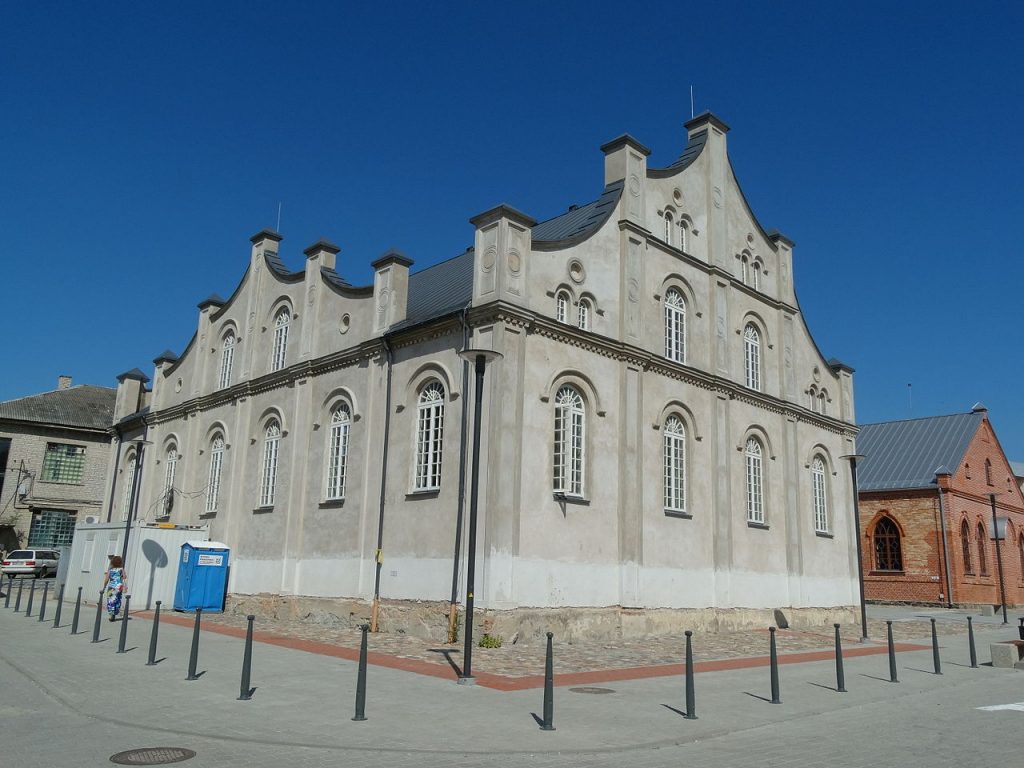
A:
988,492,1009,625
121,439,151,566
841,454,869,641
456,347,502,685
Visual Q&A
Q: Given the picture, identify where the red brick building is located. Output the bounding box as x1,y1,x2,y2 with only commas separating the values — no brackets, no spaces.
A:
856,405,1024,608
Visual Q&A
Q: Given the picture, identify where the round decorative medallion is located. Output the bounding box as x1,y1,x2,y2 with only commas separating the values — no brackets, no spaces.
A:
627,277,640,302
673,187,684,206
747,232,755,245
628,174,641,197
339,314,351,334
174,378,183,393
307,284,317,306
508,250,521,275
481,245,497,272
568,259,585,284
713,186,723,209
813,366,821,383
377,289,390,312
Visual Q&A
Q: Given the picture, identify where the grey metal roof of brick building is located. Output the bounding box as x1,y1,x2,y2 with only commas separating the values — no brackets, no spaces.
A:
0,385,116,432
856,411,985,492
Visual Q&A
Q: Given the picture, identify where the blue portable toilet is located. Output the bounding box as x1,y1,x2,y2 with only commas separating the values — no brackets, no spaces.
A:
173,541,230,612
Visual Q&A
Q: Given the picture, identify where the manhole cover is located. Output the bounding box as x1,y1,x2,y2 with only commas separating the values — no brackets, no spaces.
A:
110,747,196,765
569,686,615,694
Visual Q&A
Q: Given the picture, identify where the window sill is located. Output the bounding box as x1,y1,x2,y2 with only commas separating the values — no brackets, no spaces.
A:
199,510,218,519
815,531,834,539
664,509,692,519
406,490,440,500
253,506,274,514
553,494,589,506
869,570,905,575
38,480,85,486
319,498,346,509
747,521,770,530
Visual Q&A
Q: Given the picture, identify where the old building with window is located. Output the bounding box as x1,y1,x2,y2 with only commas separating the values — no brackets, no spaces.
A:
0,377,115,552
104,113,860,635
856,405,1024,607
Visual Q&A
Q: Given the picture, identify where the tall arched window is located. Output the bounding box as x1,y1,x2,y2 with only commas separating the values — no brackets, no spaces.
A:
663,415,686,513
873,517,902,571
260,420,281,507
812,456,828,533
679,220,689,253
664,210,674,246
818,392,827,415
162,445,178,516
577,298,591,331
1018,533,1024,578
743,324,761,391
745,437,764,524
555,291,569,324
977,522,988,574
961,520,973,574
415,381,445,491
752,261,762,291
740,254,750,285
206,434,225,514
219,331,235,389
664,289,686,363
272,308,290,371
985,459,993,485
808,386,818,411
121,454,137,522
326,403,351,500
553,386,585,497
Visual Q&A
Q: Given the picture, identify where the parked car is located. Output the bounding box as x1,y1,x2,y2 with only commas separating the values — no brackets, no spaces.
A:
1,549,60,578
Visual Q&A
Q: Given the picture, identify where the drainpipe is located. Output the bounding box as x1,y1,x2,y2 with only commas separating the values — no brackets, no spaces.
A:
106,424,123,523
370,338,394,633
447,304,472,642
934,468,954,608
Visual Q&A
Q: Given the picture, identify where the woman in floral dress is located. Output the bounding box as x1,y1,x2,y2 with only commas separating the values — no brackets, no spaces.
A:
103,555,127,621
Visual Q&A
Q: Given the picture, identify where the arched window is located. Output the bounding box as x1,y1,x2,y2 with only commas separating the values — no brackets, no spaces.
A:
743,324,761,391
664,210,674,246
555,291,569,324
752,261,762,291
415,381,445,491
260,420,281,507
577,298,591,331
808,387,818,411
679,220,689,253
205,434,225,514
818,392,827,415
162,445,178,516
553,386,585,497
977,522,988,574
745,437,764,524
121,454,137,522
1018,533,1024,578
326,403,351,500
664,289,686,363
985,459,993,485
812,457,828,533
961,520,973,574
219,331,235,389
740,254,750,285
272,308,290,371
873,517,902,571
663,415,686,513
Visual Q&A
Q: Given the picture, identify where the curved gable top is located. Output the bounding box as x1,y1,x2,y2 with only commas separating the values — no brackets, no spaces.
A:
647,128,708,179
532,179,624,251
264,249,305,283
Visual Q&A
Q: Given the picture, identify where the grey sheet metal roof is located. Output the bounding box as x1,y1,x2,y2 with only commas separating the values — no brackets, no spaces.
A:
264,250,304,282
856,411,984,492
0,385,116,431
647,128,708,179
532,180,624,250
1009,461,1024,478
390,249,475,331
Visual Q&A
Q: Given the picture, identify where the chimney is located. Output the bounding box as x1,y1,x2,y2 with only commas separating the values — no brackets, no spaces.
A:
371,250,413,333
57,375,72,390
114,368,150,422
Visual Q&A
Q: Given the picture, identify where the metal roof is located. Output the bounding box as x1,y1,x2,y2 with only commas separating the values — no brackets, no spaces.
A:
856,411,984,492
647,128,708,178
1009,461,1024,478
390,249,475,331
532,180,623,248
0,385,116,432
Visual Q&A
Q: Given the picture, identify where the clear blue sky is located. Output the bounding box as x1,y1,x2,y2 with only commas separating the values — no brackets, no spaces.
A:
3,3,1023,455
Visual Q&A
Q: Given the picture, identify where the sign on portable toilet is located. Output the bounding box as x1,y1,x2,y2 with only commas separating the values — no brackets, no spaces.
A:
173,541,230,613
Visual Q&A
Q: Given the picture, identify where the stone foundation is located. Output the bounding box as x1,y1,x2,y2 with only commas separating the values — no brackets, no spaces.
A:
226,593,857,643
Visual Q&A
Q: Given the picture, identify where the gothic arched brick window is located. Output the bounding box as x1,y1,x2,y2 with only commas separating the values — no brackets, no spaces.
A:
976,522,988,575
873,516,902,571
985,459,993,486
961,520,973,574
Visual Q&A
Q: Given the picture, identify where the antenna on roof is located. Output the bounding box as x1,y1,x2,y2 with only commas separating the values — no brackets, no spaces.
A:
276,202,282,232
907,383,913,416
690,85,695,119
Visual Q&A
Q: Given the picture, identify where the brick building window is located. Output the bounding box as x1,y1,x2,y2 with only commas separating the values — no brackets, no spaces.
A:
976,522,988,575
984,459,993,485
872,516,902,571
961,520,973,574
1018,533,1024,578
41,443,85,484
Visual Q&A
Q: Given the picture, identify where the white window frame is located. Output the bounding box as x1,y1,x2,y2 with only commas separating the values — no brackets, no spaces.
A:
414,381,445,491
325,403,351,500
219,331,235,389
553,386,585,497
260,420,281,507
744,324,761,391
271,308,290,371
664,288,686,363
752,261,762,291
206,435,225,514
663,415,686,513
121,455,137,521
577,298,591,331
679,220,689,253
812,457,829,533
162,446,178,515
664,210,674,246
746,437,764,524
555,291,570,324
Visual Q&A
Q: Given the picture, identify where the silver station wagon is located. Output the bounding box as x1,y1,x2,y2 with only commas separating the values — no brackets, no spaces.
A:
1,549,60,578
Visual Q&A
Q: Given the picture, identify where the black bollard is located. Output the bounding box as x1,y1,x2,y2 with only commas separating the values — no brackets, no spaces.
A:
886,620,898,682
1018,617,1023,641
38,580,49,623
238,614,255,700
4,576,12,608
930,618,942,675
25,578,37,617
14,578,24,612
70,586,83,634
684,630,697,720
540,631,555,730
186,608,203,680
967,616,978,668
117,594,131,653
834,624,847,693
91,590,104,643
352,623,368,720
146,601,162,666
769,626,781,704
52,583,65,628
